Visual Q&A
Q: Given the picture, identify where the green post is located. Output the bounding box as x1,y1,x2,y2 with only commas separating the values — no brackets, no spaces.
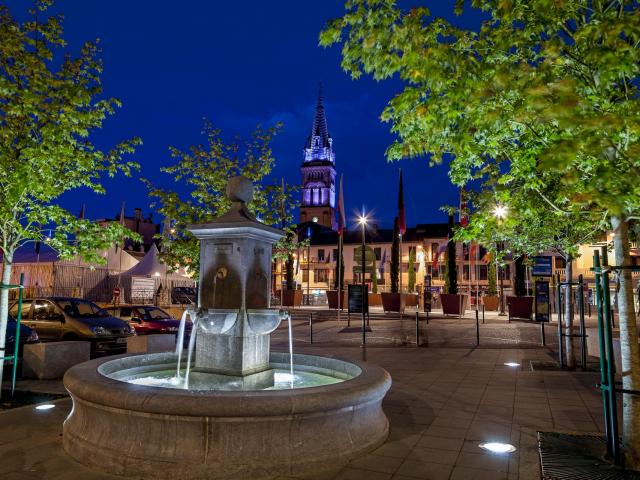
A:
600,246,620,465
594,250,614,458
556,274,564,368
11,273,24,397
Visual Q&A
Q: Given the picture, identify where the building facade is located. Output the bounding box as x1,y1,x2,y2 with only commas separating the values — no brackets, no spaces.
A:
299,86,336,229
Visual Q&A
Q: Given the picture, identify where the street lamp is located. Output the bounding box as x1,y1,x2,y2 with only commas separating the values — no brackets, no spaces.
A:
358,212,368,345
493,204,508,315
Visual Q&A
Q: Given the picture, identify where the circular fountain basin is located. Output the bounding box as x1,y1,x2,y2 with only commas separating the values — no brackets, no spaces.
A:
63,351,391,480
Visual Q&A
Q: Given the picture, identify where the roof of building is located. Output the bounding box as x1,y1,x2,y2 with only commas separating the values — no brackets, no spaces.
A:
297,221,450,246
304,84,331,150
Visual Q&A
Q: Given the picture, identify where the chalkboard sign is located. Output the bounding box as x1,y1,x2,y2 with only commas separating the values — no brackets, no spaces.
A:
348,284,369,314
423,275,432,312
535,280,550,322
532,256,553,277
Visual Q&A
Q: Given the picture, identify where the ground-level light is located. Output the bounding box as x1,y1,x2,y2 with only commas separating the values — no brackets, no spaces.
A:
479,442,516,454
504,362,520,367
35,404,56,411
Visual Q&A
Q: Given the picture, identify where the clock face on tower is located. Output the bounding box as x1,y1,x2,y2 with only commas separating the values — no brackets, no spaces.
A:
300,86,337,230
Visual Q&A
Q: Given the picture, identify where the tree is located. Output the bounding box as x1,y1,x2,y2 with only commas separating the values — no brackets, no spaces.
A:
487,259,497,297
146,121,299,278
321,0,639,464
444,216,458,295
390,217,400,293
407,247,415,293
372,255,378,294
0,1,140,391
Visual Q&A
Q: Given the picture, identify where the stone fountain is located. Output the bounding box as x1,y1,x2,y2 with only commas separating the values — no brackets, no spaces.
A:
63,177,391,479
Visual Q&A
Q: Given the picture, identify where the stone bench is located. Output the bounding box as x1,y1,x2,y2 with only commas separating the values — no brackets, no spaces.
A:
127,334,176,354
23,341,91,380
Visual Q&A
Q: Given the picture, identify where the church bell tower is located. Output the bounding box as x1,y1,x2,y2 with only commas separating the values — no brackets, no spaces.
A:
300,85,336,229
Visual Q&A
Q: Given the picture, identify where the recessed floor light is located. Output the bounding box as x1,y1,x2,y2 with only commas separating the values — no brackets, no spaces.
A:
35,404,56,411
479,442,516,453
504,362,520,367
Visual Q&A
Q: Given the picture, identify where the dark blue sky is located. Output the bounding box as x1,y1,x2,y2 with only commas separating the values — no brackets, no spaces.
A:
7,1,485,228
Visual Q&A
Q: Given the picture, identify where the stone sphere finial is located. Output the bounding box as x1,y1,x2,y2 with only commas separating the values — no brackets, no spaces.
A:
226,176,253,203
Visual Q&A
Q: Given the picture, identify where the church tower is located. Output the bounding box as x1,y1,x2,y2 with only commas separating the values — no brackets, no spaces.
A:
300,85,336,229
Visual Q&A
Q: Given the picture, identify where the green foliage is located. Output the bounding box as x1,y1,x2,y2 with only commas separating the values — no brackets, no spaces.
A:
514,256,527,297
390,218,399,293
372,255,378,294
487,260,497,296
146,121,300,275
407,247,415,292
0,2,141,264
444,239,458,295
320,0,638,257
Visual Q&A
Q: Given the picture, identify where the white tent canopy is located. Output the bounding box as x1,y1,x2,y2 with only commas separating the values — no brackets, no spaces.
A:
122,243,166,277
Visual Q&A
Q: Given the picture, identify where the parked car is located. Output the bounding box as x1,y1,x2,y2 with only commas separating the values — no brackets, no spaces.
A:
9,297,135,354
171,286,197,305
105,305,191,337
4,315,39,361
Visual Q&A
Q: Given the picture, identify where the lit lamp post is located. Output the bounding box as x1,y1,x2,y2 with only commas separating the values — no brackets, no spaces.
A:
493,205,508,316
358,212,368,345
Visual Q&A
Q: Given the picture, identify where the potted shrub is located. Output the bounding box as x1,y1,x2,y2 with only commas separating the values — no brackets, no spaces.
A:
440,216,467,316
369,257,382,307
507,255,533,321
281,252,302,307
483,260,499,311
381,217,403,312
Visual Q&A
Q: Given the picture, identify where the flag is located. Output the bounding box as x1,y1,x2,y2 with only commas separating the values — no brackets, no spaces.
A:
432,243,447,268
78,204,86,220
118,202,126,226
336,174,346,236
116,201,125,253
397,169,406,235
380,248,387,274
280,178,286,230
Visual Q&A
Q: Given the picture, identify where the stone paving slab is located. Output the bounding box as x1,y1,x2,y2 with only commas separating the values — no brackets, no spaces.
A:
0,344,609,480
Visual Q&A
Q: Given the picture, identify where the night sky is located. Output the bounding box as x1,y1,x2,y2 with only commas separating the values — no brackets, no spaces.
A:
6,1,486,229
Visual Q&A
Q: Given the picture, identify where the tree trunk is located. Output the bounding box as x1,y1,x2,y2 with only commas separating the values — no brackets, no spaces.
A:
611,216,640,469
564,255,576,369
0,257,13,399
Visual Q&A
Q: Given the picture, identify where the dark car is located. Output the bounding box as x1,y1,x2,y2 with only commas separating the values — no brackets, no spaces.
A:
4,315,39,361
105,305,191,337
10,297,135,354
171,286,196,305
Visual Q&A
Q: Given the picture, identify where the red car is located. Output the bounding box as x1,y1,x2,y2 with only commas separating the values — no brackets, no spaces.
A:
106,305,191,336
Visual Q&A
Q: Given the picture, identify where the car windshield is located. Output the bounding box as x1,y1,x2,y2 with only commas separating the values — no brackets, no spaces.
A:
56,299,110,318
139,307,171,321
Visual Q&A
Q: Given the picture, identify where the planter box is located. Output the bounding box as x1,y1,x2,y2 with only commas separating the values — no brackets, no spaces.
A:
23,341,91,380
507,296,534,321
381,292,405,313
127,334,176,354
368,293,382,307
326,290,347,310
402,293,419,309
282,290,302,308
483,295,499,311
441,294,468,317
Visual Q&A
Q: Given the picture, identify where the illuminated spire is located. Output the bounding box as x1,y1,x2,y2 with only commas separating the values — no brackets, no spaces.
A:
304,83,335,163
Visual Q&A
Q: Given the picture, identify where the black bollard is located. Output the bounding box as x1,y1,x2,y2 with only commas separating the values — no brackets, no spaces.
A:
309,312,313,344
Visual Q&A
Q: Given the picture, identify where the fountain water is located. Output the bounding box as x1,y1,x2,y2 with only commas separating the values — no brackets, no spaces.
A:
63,177,391,479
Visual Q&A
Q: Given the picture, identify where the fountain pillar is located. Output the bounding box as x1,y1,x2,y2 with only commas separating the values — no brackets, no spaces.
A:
188,176,284,377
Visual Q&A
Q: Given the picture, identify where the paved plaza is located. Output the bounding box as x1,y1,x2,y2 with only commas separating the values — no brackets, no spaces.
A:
0,310,609,480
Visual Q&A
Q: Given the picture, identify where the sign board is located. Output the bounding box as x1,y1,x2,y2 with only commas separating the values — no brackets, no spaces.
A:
423,275,432,312
348,284,369,314
532,256,553,277
535,280,550,322
131,276,156,303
